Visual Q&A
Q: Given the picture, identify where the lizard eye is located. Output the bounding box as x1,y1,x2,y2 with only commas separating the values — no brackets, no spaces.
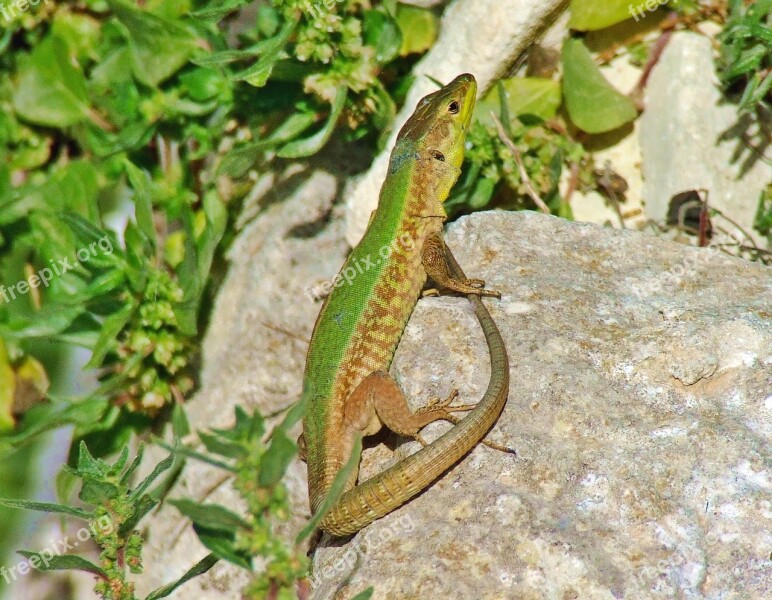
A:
448,101,460,114
431,150,445,161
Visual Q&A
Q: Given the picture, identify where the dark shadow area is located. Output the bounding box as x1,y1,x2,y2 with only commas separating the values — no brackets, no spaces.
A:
716,106,771,178
245,134,375,238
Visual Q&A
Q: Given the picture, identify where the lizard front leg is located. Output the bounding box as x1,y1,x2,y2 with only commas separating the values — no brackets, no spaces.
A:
421,231,500,297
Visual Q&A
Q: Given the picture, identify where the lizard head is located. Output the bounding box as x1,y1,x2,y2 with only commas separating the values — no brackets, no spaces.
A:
395,73,477,179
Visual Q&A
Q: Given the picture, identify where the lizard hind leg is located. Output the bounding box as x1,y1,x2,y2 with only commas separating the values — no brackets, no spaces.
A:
347,371,462,441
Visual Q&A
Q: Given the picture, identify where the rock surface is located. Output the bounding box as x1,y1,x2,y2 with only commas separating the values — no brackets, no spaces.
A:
136,202,769,598
312,212,771,599
639,32,770,246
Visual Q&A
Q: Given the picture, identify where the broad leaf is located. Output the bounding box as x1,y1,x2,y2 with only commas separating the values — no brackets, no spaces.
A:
108,0,198,86
85,302,134,369
570,0,650,31
363,10,402,64
476,77,562,127
258,428,296,488
396,5,437,56
193,526,251,570
561,38,637,133
13,35,91,127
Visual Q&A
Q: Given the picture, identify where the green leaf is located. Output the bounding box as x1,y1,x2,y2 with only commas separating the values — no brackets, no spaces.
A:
0,498,93,520
59,270,127,306
124,161,156,250
168,499,250,534
191,43,270,67
145,554,219,600
5,306,86,340
13,35,91,127
196,194,227,294
51,161,100,219
467,177,496,211
217,110,317,176
172,403,191,438
120,444,145,486
78,477,121,505
277,87,347,158
130,451,175,499
754,186,772,235
75,440,104,478
0,397,109,460
561,38,637,134
193,526,251,570
351,590,375,600
107,0,198,86
296,435,362,543
17,551,107,577
174,207,201,336
258,428,296,488
569,0,649,31
395,5,438,56
59,212,120,259
191,0,251,20
212,406,264,443
476,77,562,127
85,302,134,369
363,10,402,64
198,431,247,459
152,437,236,473
109,446,131,474
119,493,157,536
232,19,296,87
0,339,15,432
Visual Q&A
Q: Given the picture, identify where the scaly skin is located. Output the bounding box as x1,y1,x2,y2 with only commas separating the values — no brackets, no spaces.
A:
301,73,509,536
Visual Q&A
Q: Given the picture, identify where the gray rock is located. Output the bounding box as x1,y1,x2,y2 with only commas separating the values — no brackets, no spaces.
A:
639,32,770,246
311,211,770,599
137,208,771,599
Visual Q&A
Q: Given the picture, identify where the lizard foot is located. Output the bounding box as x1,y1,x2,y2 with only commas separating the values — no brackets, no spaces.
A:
417,389,459,414
419,389,477,414
449,278,502,298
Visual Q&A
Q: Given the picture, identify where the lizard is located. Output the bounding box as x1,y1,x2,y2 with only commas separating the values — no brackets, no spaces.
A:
299,73,510,537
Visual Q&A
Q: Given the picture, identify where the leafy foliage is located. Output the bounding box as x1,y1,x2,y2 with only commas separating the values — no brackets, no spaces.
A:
450,77,592,219
569,0,652,30
0,442,215,600
164,406,308,598
717,0,771,114
0,0,763,596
